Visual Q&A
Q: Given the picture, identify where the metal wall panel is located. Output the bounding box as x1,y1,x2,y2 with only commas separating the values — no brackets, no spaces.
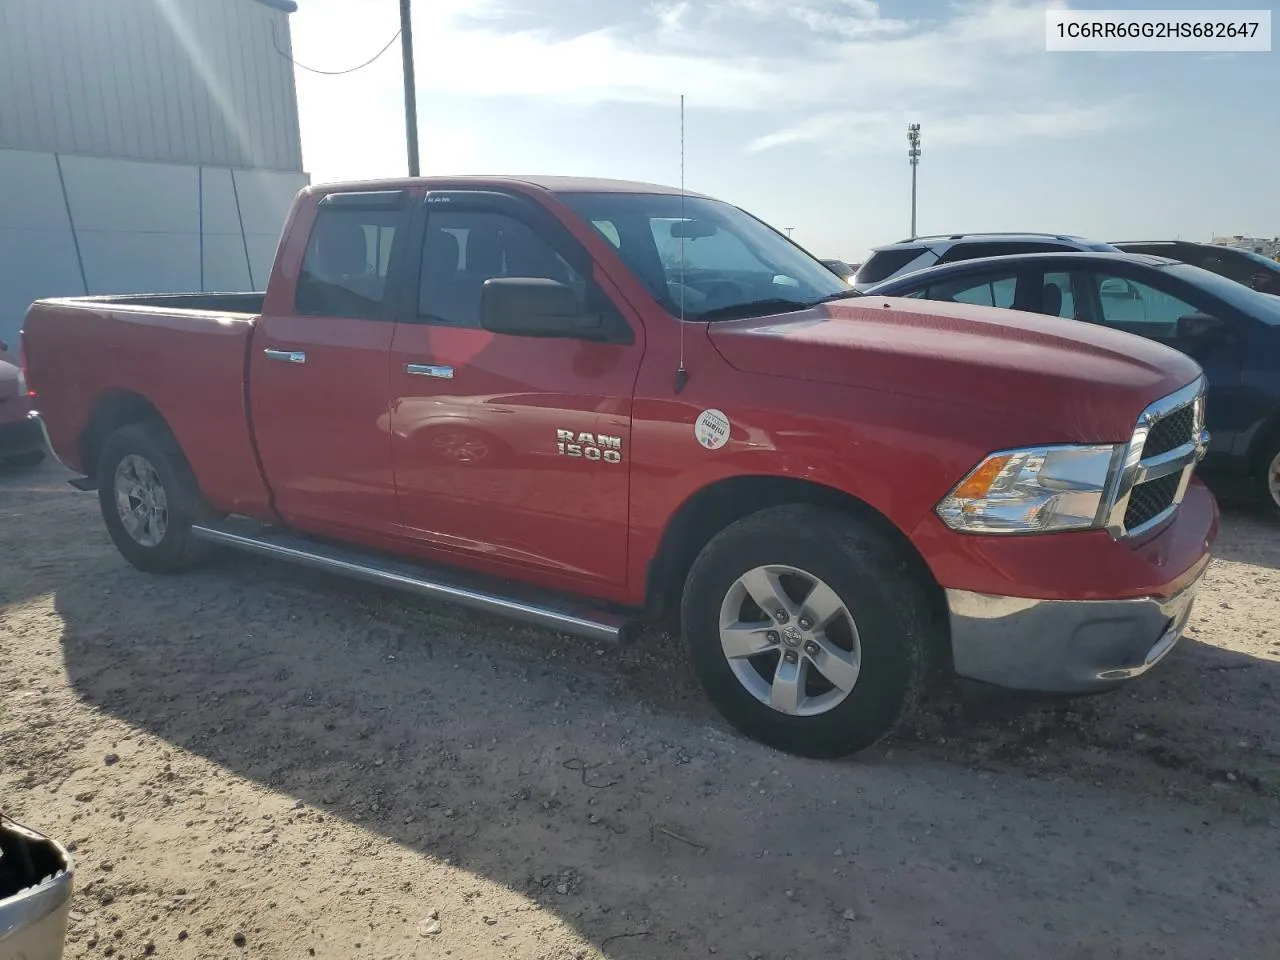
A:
0,148,308,347
0,0,303,171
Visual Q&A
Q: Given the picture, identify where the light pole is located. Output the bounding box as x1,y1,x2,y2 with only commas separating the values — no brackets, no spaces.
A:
400,0,420,176
907,123,921,239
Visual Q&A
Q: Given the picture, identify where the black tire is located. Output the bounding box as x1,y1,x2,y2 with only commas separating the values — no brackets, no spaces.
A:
97,422,211,573
1,448,45,468
680,504,938,759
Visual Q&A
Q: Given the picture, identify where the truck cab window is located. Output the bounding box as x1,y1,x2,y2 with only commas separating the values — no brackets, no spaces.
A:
419,211,588,328
295,207,405,318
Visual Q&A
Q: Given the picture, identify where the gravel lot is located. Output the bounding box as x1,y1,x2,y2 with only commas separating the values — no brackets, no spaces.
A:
2,458,1278,960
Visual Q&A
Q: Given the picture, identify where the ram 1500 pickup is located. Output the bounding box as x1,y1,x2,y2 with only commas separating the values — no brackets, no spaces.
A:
21,176,1217,757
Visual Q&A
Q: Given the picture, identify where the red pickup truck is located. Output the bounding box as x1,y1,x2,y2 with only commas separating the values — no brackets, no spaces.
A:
22,176,1216,757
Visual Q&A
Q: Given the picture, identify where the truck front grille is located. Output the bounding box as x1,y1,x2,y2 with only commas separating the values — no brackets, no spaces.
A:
1142,404,1197,458
1123,472,1182,530
1105,379,1207,539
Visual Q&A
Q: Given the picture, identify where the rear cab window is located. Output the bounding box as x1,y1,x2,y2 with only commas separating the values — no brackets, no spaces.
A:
295,192,409,318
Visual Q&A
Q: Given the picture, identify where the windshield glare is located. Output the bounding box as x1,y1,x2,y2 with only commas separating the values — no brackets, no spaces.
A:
558,192,850,319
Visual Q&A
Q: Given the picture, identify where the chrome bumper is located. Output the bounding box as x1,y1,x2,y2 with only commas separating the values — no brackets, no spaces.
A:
0,820,74,960
946,577,1202,693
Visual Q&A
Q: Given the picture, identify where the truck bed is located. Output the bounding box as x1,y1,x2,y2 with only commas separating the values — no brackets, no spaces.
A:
21,293,273,516
46,291,266,316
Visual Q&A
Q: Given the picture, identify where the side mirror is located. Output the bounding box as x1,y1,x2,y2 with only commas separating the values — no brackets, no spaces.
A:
1176,312,1229,341
480,277,603,339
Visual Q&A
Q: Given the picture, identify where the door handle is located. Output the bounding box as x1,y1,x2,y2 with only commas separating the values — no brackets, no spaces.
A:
264,348,306,364
405,363,454,379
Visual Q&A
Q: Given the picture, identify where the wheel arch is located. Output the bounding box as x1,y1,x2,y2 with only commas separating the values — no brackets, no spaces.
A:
1247,410,1280,476
80,390,179,486
644,474,950,665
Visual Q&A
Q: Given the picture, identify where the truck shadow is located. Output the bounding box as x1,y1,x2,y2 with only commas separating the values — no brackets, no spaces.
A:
6,459,1277,955
44,534,1280,956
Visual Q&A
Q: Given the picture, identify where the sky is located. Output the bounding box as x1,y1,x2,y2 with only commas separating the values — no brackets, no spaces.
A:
287,0,1279,262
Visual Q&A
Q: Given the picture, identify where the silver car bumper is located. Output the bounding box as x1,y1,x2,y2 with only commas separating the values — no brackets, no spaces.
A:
0,820,74,960
946,577,1201,693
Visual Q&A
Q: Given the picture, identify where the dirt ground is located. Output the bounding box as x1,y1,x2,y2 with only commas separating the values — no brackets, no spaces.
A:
2,458,1278,960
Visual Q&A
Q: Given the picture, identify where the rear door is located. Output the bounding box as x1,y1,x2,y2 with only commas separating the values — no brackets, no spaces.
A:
388,190,643,587
250,190,411,537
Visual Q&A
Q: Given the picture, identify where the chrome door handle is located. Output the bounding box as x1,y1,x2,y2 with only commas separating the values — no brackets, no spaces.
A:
264,348,306,364
405,363,454,379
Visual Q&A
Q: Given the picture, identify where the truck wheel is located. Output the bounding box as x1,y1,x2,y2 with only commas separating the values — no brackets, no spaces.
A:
97,423,210,573
681,505,935,758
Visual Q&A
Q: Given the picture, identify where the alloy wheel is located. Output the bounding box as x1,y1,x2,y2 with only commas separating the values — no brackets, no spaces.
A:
718,564,862,717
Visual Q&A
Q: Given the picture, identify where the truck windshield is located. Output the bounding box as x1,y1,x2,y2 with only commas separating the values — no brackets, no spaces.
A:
558,192,851,321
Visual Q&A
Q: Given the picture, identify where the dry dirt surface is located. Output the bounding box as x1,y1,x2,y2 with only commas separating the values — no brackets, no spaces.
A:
2,459,1279,960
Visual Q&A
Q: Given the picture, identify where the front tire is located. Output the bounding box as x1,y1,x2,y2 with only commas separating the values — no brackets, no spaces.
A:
681,505,938,759
97,423,211,573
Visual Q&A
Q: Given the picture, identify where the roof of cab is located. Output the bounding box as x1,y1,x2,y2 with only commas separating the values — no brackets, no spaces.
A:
307,175,711,200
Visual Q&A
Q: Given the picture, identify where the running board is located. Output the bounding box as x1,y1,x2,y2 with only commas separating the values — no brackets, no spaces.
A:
190,522,637,645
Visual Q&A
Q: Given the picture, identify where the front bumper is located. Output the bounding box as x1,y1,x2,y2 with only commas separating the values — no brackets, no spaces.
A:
0,410,44,458
947,572,1203,693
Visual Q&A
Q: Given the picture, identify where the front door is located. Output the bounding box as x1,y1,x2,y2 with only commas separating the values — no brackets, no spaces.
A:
388,192,643,587
250,189,412,537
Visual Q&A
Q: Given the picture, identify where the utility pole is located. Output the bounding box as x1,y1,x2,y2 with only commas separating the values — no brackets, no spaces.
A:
785,227,795,240
908,123,921,239
400,0,420,176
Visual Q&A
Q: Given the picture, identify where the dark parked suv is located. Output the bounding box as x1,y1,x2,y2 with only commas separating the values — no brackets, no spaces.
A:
852,232,1120,291
1113,241,1280,296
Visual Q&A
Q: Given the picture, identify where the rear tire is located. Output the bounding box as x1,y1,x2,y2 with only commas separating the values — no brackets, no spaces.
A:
680,504,937,758
97,423,211,573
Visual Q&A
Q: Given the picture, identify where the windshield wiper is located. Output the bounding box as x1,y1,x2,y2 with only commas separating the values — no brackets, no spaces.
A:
693,298,816,321
815,290,864,302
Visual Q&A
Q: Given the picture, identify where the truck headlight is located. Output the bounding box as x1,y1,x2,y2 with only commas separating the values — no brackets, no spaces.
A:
936,445,1121,534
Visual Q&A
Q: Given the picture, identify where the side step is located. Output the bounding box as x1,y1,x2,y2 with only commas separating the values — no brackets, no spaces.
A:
190,522,638,645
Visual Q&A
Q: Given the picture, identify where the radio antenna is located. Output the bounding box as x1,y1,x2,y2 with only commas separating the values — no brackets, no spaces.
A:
674,94,690,395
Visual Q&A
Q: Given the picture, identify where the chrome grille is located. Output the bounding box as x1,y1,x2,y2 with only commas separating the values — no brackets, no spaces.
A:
1105,378,1208,539
1123,472,1181,530
1142,405,1196,458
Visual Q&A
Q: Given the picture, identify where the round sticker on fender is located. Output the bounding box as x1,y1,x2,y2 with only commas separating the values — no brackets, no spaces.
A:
694,409,731,450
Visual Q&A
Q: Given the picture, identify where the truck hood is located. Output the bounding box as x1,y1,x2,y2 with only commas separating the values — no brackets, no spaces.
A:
706,297,1204,442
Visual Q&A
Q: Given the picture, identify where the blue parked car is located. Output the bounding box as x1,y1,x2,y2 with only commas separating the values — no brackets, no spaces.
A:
865,252,1280,515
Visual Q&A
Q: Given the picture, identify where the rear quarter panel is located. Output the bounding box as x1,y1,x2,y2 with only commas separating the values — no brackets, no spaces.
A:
22,300,271,515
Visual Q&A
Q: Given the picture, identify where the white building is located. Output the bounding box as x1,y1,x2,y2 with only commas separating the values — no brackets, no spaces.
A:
1211,236,1280,259
0,0,310,347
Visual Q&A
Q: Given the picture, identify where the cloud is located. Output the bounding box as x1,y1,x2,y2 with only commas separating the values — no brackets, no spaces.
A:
403,0,1080,109
747,99,1140,154
289,0,1125,179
